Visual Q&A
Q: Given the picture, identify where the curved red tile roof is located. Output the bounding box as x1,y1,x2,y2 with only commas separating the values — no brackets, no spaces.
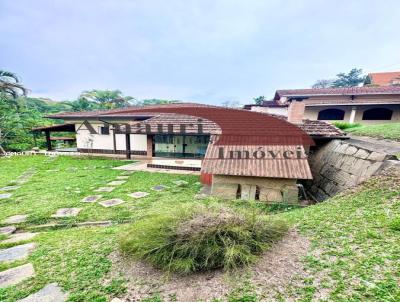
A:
91,104,314,146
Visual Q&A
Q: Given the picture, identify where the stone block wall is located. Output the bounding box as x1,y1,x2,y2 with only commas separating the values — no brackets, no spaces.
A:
307,139,397,201
211,175,298,203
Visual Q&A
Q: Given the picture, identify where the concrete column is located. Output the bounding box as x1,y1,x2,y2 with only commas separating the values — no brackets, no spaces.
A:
146,135,153,158
349,106,357,124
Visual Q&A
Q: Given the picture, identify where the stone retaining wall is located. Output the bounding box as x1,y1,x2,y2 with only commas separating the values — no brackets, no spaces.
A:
307,139,398,201
211,175,299,203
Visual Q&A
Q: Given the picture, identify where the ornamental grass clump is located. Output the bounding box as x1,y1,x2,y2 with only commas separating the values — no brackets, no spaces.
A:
119,205,288,274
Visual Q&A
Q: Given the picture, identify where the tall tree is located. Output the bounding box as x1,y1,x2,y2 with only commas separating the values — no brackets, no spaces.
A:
253,96,266,105
331,68,366,87
80,89,135,109
0,70,28,98
69,97,99,112
312,68,366,88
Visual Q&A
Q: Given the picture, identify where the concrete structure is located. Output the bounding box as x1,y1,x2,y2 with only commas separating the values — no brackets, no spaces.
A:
212,175,298,203
250,86,400,125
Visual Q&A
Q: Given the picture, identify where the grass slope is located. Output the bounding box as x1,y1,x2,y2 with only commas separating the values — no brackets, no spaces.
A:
346,123,400,141
281,171,400,301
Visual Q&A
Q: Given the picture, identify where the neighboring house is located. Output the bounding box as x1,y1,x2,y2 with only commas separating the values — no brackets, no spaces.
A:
44,103,344,203
246,86,400,124
365,71,400,86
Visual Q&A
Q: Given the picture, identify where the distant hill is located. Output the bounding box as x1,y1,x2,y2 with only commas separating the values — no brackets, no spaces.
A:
23,97,73,114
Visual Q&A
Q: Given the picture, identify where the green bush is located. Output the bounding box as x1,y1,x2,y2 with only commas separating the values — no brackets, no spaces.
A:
333,121,361,130
119,204,288,274
389,217,400,231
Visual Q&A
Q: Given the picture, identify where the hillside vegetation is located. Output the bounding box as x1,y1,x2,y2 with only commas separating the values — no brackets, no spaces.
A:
280,169,400,301
346,123,400,141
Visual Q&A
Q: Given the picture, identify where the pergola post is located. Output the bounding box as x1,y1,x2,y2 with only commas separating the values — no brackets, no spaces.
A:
147,135,153,158
125,133,131,159
45,130,52,151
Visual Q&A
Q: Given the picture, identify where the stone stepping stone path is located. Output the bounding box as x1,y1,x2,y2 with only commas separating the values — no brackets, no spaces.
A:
121,171,134,175
128,192,150,199
0,263,35,288
51,208,81,218
99,199,125,208
172,180,189,186
151,185,168,191
0,226,16,235
3,214,28,224
0,243,36,263
1,233,37,244
0,193,12,199
116,176,129,180
95,187,115,192
15,179,28,185
1,186,21,191
81,195,102,203
107,180,126,186
18,282,69,302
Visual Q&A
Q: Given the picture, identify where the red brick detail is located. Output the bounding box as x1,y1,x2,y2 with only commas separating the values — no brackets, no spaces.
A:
200,172,213,185
287,101,305,124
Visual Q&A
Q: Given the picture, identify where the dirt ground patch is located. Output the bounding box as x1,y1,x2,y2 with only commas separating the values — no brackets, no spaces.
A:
108,229,311,302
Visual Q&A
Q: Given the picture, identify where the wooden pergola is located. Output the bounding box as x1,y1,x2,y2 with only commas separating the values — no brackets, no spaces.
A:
32,123,76,151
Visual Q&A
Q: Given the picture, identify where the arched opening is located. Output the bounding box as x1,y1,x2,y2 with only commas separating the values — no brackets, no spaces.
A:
317,108,345,120
362,108,393,120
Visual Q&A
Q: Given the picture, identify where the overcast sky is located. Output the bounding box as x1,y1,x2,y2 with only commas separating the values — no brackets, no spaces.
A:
1,0,400,104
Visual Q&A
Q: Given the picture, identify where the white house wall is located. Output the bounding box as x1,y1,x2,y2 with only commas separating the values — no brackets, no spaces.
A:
75,123,147,151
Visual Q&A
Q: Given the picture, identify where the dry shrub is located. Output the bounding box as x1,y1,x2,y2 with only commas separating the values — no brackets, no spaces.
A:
119,204,288,274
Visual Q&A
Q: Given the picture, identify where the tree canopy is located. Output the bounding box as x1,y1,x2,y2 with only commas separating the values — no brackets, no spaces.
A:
0,70,28,99
312,68,366,88
253,96,266,105
79,89,135,109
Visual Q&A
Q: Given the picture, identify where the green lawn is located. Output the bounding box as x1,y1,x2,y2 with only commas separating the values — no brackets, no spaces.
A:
0,155,199,224
346,123,400,141
0,155,399,301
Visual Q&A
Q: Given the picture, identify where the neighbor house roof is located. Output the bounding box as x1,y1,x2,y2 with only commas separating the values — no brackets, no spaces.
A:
274,86,400,100
368,71,400,86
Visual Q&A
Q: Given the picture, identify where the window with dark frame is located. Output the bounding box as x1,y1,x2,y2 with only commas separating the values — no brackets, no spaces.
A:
100,125,110,135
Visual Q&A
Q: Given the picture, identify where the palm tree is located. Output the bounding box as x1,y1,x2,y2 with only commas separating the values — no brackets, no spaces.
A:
80,89,135,109
0,70,28,98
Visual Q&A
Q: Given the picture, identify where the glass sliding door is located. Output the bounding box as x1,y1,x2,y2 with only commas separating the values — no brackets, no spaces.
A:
154,135,209,158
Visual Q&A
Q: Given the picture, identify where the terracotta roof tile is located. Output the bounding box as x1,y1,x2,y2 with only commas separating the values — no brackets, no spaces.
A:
274,86,400,100
368,71,400,86
202,143,312,179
